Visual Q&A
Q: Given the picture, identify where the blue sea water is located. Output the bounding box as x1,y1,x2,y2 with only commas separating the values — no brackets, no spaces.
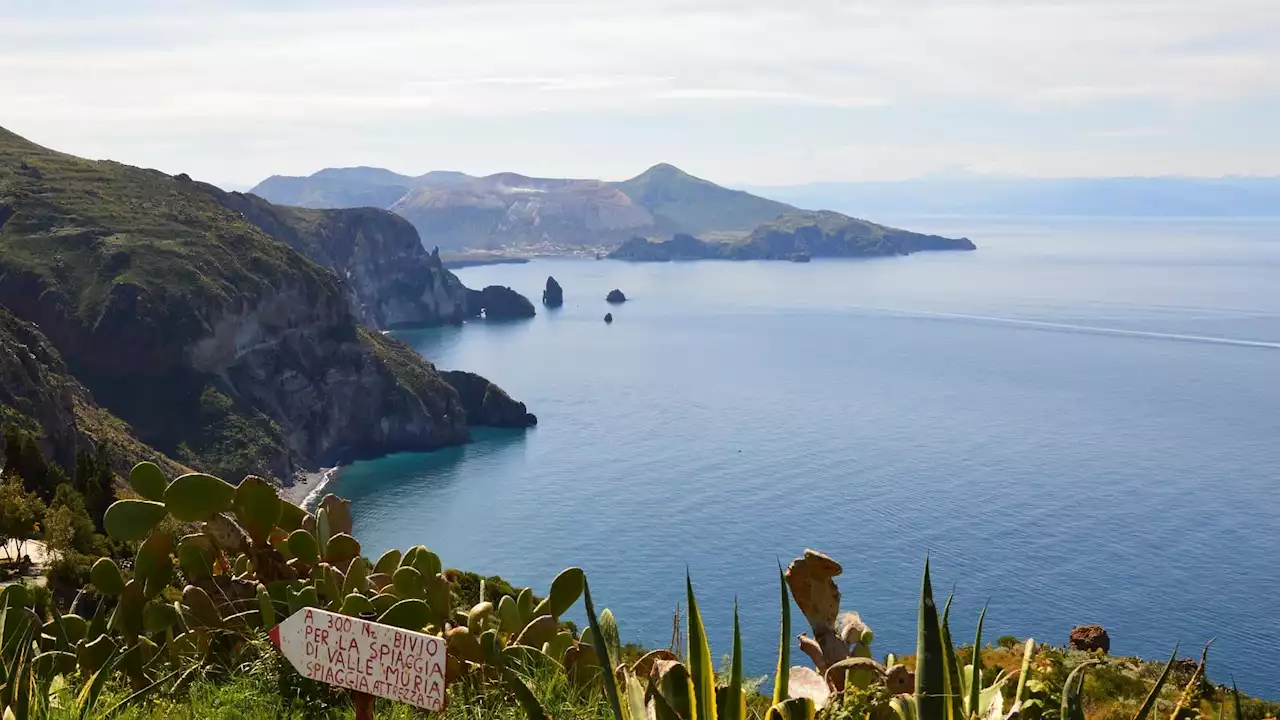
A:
328,217,1280,696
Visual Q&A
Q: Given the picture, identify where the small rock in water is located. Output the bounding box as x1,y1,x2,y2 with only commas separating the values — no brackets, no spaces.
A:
542,276,563,307
604,313,613,324
606,289,627,304
1069,625,1110,653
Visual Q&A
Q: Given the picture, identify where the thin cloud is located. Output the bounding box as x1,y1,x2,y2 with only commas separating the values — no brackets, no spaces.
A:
1,0,1276,183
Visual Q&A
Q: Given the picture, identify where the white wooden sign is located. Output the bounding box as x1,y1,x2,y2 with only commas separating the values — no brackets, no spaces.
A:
269,607,447,711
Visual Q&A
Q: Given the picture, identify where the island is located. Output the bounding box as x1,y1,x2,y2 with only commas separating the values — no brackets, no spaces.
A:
608,210,975,261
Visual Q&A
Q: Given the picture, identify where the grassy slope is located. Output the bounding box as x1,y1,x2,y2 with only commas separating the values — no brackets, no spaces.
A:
54,643,1279,720
0,126,333,478
0,127,464,480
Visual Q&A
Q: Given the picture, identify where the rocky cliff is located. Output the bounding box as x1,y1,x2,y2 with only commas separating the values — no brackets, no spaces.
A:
0,126,529,482
467,286,537,320
0,306,184,478
609,210,976,261
198,184,472,329
440,371,537,428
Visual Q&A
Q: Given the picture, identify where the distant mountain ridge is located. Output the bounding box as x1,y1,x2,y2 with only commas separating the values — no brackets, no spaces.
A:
743,175,1280,218
250,164,796,250
609,209,975,261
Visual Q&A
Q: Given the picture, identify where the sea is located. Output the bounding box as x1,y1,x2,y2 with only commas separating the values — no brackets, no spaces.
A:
325,216,1280,696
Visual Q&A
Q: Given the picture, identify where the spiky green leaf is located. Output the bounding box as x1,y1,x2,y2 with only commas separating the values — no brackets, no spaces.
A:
584,577,625,720
774,562,791,705
1132,645,1179,720
915,558,948,720
723,601,745,720
686,572,717,720
968,605,987,718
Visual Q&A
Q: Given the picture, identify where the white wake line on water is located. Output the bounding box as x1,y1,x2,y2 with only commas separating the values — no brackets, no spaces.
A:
856,306,1280,350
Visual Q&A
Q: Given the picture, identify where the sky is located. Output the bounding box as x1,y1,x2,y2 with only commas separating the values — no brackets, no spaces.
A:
2,0,1278,187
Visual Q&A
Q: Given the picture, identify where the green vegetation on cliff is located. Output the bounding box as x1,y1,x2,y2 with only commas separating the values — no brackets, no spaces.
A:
1,456,1273,720
611,163,794,234
609,210,976,261
0,127,528,482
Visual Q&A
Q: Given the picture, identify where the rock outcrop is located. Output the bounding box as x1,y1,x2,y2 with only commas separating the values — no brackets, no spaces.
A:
604,313,613,324
440,371,537,428
199,183,472,329
468,286,536,320
0,307,184,478
1069,625,1111,653
606,289,627,304
0,126,527,482
609,211,975,262
542,276,564,307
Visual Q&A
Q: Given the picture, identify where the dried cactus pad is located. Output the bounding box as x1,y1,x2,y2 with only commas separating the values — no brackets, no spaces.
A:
837,611,874,646
786,549,842,631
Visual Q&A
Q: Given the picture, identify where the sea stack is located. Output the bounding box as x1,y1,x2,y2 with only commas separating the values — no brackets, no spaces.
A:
606,289,627,304
543,276,563,307
468,286,536,320
604,313,613,324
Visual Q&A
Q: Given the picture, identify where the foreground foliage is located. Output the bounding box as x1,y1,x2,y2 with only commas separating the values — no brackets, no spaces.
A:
1,462,1275,720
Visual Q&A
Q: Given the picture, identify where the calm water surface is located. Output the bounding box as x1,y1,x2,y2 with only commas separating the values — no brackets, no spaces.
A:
329,217,1280,695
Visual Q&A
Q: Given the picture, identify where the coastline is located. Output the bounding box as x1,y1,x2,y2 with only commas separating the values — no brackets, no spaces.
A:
284,466,340,508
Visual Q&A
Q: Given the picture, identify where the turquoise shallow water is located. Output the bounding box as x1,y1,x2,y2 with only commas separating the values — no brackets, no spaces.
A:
329,217,1280,696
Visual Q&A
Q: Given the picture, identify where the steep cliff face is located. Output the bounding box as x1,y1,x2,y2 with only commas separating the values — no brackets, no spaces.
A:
0,126,515,482
440,371,537,429
0,306,184,477
198,184,471,329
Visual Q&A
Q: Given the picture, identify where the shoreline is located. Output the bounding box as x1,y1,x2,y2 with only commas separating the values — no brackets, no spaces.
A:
283,466,341,508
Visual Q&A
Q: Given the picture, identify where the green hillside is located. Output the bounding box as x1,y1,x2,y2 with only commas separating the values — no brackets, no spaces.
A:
611,163,795,233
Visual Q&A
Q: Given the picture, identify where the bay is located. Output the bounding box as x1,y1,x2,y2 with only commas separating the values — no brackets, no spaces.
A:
328,216,1280,695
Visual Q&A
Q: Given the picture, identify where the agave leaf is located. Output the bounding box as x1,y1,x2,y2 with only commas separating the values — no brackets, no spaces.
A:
967,605,987,718
686,572,717,720
938,594,964,720
722,601,745,720
765,697,817,720
622,667,647,720
774,562,791,705
76,642,123,720
100,666,183,718
653,660,697,720
650,685,686,720
891,695,919,720
1131,645,1179,720
915,558,948,720
1060,660,1101,720
584,577,625,720
500,665,551,720
1231,678,1243,720
1014,639,1035,706
1171,640,1213,720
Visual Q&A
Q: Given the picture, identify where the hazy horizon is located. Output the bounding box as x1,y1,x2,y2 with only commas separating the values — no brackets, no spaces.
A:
4,0,1278,188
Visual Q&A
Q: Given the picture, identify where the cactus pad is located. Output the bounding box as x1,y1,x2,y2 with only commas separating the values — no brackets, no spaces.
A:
286,529,320,566
374,549,402,575
128,462,169,502
323,533,361,565
378,599,431,630
103,499,168,542
232,476,282,544
165,473,236,522
90,557,127,595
